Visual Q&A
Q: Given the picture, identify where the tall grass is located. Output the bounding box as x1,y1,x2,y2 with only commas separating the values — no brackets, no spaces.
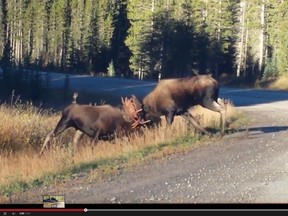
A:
0,97,239,198
263,75,288,90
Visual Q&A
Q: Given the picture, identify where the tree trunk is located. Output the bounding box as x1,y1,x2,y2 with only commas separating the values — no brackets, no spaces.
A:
243,19,249,77
259,0,265,73
236,1,246,77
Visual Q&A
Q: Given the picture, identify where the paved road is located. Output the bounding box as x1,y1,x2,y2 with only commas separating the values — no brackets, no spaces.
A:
65,88,288,204
13,73,288,205
41,72,156,101
41,71,288,106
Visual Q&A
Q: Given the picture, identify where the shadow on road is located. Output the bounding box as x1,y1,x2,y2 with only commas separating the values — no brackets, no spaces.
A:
238,126,288,134
220,87,288,107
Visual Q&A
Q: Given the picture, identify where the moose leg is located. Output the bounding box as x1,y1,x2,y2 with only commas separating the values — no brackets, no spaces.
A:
165,110,175,125
182,112,209,135
90,129,101,148
72,130,84,152
39,117,72,155
39,130,54,155
202,98,226,136
163,111,176,139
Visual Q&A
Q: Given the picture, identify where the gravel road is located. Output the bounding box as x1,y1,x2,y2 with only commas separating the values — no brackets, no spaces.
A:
10,74,288,206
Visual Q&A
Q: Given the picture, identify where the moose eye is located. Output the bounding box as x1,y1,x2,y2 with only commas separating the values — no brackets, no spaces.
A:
144,107,149,113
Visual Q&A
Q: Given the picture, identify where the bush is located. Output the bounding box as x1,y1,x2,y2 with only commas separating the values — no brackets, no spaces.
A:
262,59,278,80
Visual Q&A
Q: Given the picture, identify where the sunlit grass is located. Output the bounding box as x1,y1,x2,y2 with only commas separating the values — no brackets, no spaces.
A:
264,75,288,90
254,75,288,90
0,98,241,199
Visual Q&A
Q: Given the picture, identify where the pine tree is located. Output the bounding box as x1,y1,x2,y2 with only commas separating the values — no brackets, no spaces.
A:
47,0,68,68
84,0,99,74
267,0,288,76
203,0,237,77
160,1,195,78
5,0,24,67
125,0,154,79
110,0,131,77
245,0,267,77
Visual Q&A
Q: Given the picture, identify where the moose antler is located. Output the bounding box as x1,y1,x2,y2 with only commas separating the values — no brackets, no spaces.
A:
121,96,150,129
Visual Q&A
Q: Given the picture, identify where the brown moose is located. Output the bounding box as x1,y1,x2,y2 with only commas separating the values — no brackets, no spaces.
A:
132,74,226,136
39,98,148,155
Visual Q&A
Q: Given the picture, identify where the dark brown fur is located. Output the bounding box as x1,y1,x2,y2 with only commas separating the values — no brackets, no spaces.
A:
40,103,133,155
136,75,226,135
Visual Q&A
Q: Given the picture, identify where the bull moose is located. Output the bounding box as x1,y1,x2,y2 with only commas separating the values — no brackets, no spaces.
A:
39,98,149,155
132,74,226,136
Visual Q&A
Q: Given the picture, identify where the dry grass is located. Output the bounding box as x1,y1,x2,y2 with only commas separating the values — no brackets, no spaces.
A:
254,75,288,90
0,99,240,196
263,75,288,90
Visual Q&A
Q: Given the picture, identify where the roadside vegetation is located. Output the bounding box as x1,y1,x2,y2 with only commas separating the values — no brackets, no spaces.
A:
1,0,288,204
257,75,288,90
0,72,286,203
219,73,288,90
0,93,244,203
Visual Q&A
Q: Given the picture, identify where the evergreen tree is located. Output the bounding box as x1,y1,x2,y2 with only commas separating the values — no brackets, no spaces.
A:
68,0,86,73
0,0,286,81
48,0,68,68
5,0,24,67
245,0,267,77
21,0,47,69
267,0,288,76
125,0,154,79
110,0,131,77
189,0,206,74
84,0,99,74
235,0,271,79
95,0,117,73
203,0,237,78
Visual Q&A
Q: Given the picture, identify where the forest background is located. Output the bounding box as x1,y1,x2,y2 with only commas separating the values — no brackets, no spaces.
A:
0,0,287,102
